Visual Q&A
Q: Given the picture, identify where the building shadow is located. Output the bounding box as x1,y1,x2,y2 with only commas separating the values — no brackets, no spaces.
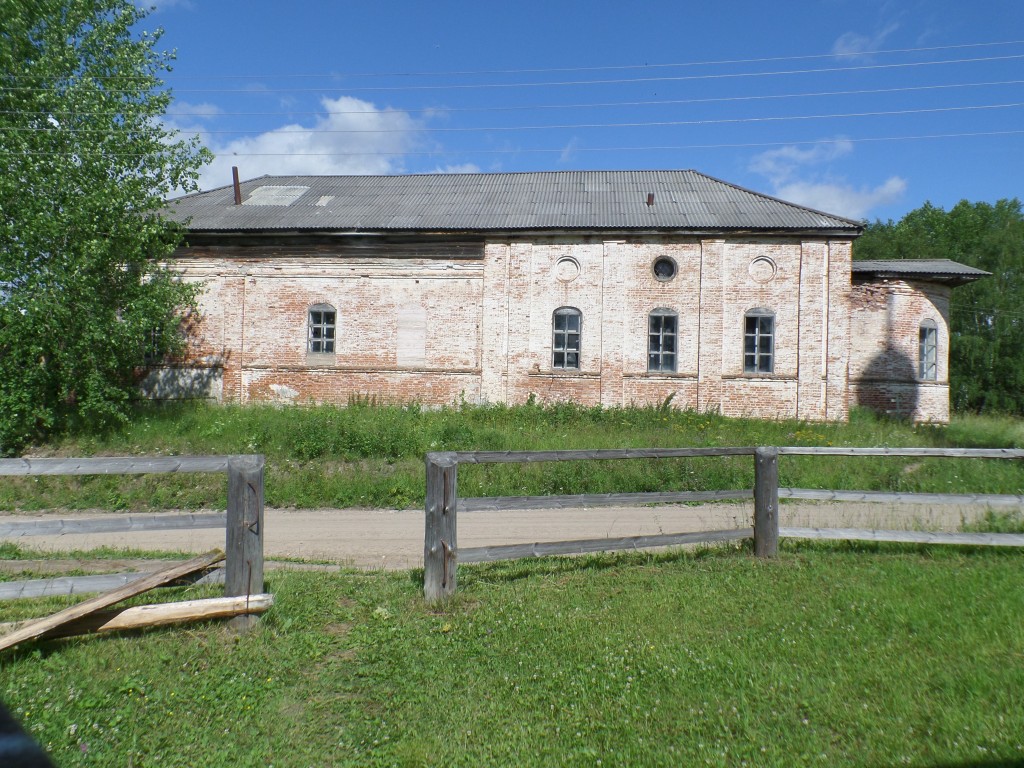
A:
854,347,920,419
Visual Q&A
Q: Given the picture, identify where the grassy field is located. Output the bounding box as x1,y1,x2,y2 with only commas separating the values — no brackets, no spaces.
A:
1,542,1023,767
3,402,1024,511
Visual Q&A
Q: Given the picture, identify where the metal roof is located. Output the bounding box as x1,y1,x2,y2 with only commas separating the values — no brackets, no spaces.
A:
166,170,862,234
852,259,990,286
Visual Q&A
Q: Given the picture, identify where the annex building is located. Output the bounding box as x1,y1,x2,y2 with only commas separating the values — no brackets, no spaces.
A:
161,170,987,423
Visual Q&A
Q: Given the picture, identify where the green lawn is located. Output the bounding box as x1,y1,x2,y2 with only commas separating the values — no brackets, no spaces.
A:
2,542,1023,766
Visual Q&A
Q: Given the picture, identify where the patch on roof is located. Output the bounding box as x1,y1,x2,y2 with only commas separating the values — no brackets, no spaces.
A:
242,185,310,207
315,195,335,207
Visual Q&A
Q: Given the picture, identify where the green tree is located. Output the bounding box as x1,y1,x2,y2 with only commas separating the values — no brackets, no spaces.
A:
0,0,211,453
856,199,1024,414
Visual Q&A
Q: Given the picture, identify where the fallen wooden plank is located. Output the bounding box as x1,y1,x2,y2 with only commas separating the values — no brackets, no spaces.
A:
459,528,751,563
780,527,1024,547
0,550,224,653
0,594,273,641
460,489,751,512
0,512,226,538
0,567,225,601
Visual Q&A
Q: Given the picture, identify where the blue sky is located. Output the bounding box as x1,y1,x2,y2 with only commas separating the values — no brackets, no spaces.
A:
150,0,1023,222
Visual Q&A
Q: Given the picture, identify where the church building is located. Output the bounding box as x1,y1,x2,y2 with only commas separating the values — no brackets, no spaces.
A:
160,170,987,422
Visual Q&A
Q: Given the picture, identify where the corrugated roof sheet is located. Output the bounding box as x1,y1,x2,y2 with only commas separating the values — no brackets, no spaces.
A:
166,170,862,233
852,259,990,285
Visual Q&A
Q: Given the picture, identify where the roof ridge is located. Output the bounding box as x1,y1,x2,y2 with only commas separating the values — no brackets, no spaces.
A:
688,170,863,228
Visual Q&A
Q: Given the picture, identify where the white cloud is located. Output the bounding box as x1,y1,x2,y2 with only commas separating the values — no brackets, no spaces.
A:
166,100,222,120
832,22,900,61
195,96,421,189
559,137,580,164
430,164,481,174
774,177,907,220
749,139,906,220
748,140,853,185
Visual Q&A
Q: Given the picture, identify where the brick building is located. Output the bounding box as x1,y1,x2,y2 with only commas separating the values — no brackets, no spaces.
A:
161,170,986,422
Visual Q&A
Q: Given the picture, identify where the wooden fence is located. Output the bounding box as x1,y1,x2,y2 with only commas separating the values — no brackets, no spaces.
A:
0,455,264,601
423,447,1024,600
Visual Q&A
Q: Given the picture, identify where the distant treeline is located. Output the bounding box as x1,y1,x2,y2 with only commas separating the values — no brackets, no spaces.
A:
855,199,1024,415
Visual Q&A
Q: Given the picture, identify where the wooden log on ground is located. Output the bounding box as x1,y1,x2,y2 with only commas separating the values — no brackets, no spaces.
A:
459,528,751,563
0,550,224,653
0,594,274,642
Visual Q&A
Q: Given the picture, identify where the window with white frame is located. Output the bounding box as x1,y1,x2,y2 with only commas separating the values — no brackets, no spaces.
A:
648,309,678,372
308,304,336,353
552,307,581,370
919,320,938,380
744,310,774,374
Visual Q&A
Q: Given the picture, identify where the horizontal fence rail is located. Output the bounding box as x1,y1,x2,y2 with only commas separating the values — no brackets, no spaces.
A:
779,527,1024,547
0,456,263,604
0,513,227,539
776,447,1024,458
424,446,1024,600
778,488,1024,507
0,455,257,477
461,489,751,512
0,569,225,601
459,529,751,564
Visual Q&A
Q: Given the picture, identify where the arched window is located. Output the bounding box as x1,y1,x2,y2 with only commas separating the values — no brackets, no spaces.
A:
919,319,938,380
308,304,336,354
648,308,678,372
744,309,774,374
552,307,581,370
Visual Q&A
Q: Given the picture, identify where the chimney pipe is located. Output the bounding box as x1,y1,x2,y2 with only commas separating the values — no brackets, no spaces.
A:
232,166,242,205
646,192,655,206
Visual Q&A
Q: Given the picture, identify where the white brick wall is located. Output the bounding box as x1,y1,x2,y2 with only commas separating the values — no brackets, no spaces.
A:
168,235,951,422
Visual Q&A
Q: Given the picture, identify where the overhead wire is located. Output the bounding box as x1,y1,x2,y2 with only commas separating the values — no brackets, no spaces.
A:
2,79,1021,120
4,102,1022,135
4,38,1021,80
3,130,1022,159
3,53,1023,95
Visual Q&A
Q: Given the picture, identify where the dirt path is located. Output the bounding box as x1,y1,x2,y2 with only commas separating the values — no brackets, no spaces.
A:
1,501,997,570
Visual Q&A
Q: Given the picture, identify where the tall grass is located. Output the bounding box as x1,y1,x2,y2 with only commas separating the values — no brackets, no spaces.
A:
2,402,1022,511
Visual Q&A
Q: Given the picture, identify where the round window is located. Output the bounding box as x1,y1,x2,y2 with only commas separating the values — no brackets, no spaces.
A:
653,257,677,281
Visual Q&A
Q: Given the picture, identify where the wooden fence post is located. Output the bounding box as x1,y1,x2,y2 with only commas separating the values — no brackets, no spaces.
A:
424,453,458,601
225,456,265,625
753,446,779,557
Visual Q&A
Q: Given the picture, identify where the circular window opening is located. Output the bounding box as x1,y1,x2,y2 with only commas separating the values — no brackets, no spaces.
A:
555,257,580,283
653,257,677,281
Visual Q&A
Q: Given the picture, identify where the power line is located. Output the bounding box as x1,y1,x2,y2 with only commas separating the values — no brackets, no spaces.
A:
3,129,1021,159
2,79,1017,120
6,102,1021,136
5,39,1021,81
4,53,1022,95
